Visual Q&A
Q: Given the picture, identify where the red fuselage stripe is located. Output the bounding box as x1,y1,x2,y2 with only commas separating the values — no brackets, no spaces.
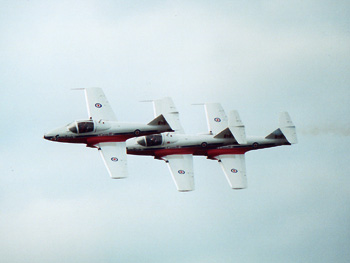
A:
56,135,134,145
127,147,251,159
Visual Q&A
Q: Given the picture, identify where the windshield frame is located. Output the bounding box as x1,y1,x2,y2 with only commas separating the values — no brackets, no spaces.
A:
67,120,95,134
145,134,163,146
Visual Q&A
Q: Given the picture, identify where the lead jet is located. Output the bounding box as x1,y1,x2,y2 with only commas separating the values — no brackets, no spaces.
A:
44,88,173,178
126,98,297,192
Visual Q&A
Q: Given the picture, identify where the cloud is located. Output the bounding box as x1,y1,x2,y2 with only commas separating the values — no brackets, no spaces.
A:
1,1,350,262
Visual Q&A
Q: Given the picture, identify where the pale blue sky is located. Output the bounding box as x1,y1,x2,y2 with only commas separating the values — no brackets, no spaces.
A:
1,1,349,262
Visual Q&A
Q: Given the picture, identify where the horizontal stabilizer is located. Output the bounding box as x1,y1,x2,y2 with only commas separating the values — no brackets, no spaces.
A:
97,142,128,179
214,127,233,139
214,110,247,144
147,114,171,128
216,154,247,189
163,154,194,192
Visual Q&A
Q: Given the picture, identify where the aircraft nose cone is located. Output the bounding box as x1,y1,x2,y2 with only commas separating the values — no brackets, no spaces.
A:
44,127,63,141
44,131,58,140
43,134,52,140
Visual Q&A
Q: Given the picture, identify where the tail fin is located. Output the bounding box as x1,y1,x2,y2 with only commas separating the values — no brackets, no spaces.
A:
266,112,297,144
147,114,171,128
150,97,184,133
228,110,247,144
202,104,246,144
214,110,247,144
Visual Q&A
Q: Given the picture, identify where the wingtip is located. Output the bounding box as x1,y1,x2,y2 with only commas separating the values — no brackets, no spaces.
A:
178,189,194,192
111,176,128,179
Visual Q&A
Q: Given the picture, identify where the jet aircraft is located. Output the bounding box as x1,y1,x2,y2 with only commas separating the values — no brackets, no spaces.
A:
44,88,173,178
126,98,297,192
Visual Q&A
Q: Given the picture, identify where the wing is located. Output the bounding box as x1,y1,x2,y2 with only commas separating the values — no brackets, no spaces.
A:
215,154,247,189
162,154,194,192
97,142,128,179
204,103,228,135
84,88,117,121
152,97,184,133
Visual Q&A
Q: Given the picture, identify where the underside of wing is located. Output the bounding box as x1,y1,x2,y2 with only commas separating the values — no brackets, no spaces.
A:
97,142,128,179
204,103,228,135
152,97,184,133
84,88,117,121
215,154,247,189
162,154,194,192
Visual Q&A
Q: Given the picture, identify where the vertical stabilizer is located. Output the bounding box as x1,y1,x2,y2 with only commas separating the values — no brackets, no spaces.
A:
228,110,247,144
266,112,297,144
214,110,247,144
279,112,298,144
152,97,184,133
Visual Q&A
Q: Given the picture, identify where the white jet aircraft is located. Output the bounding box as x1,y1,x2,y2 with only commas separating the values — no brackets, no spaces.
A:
44,88,173,179
126,98,297,192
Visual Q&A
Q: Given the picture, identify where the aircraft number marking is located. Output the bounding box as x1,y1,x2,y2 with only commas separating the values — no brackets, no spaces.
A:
231,169,238,173
178,170,185,174
214,117,221,122
95,103,102,108
111,157,118,162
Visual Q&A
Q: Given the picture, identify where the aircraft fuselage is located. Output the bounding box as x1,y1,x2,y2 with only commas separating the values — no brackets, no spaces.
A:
44,119,172,147
126,132,290,159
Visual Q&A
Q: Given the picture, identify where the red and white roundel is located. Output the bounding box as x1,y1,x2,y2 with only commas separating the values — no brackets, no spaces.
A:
231,169,238,173
214,117,221,122
111,157,118,162
178,170,185,174
95,103,102,108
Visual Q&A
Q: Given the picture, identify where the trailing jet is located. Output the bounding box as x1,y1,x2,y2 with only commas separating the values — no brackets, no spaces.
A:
44,88,173,178
126,98,297,192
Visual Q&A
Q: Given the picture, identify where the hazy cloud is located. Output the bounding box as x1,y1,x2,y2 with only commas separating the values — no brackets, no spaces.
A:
301,124,350,136
1,1,350,262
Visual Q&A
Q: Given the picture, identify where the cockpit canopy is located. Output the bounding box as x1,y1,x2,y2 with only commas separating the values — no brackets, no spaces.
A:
137,134,163,147
68,120,95,134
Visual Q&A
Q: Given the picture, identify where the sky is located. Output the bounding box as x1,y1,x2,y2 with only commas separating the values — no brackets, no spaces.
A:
1,0,349,262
